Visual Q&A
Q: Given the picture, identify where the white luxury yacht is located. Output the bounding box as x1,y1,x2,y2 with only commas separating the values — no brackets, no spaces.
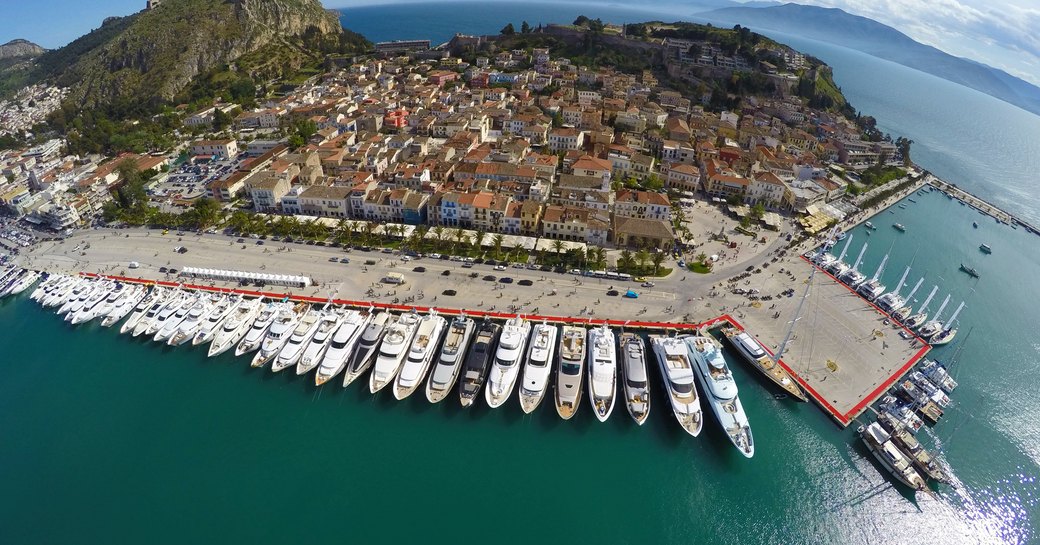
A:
69,282,123,325
297,309,345,377
394,311,447,400
101,285,148,327
485,315,531,408
208,298,264,357
341,311,393,387
271,306,323,372
587,324,618,422
191,294,242,346
252,304,304,368
369,311,420,393
649,335,703,436
234,301,282,356
619,332,650,425
135,291,186,337
555,325,586,420
425,315,475,403
154,293,207,343
168,294,227,346
518,322,558,414
146,293,195,339
314,309,370,385
121,288,170,335
686,336,754,458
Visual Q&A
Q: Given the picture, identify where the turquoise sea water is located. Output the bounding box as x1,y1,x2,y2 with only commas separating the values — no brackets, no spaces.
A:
1,3,1039,544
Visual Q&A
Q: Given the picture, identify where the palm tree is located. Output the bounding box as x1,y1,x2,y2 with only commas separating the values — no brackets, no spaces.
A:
361,221,377,245
650,251,666,276
473,231,488,253
696,252,708,265
551,239,565,256
431,225,446,251
636,248,651,274
452,228,467,252
618,249,635,272
491,233,505,260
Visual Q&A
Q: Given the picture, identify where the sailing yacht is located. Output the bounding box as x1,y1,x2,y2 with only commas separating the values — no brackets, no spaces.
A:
459,319,500,407
858,421,927,491
903,285,939,329
686,336,754,457
252,304,304,368
619,332,650,425
209,298,263,357
191,295,242,346
234,301,283,357
297,310,345,376
877,275,922,315
340,311,392,387
649,335,702,436
485,315,531,408
426,315,475,403
271,306,323,372
586,324,617,422
518,322,558,413
314,310,369,385
856,251,891,301
916,295,952,339
928,302,964,346
838,242,869,288
369,311,421,393
824,234,854,277
721,328,807,401
394,311,447,400
168,294,227,346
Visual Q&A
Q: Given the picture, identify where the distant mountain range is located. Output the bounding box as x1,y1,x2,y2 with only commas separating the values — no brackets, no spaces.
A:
697,2,1040,117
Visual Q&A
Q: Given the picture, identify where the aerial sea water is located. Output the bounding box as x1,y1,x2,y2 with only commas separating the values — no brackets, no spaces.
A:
1,2,1038,544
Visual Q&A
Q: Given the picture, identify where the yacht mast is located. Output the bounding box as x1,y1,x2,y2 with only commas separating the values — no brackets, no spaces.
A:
904,277,924,301
943,302,965,328
851,243,869,272
836,234,853,262
916,286,938,313
869,253,890,283
932,294,952,322
893,266,911,295
774,266,815,364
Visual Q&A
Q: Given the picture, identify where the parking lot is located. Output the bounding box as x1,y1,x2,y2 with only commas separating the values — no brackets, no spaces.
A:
149,155,245,204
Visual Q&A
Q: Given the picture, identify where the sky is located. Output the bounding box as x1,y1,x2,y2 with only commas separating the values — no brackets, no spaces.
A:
3,0,1037,86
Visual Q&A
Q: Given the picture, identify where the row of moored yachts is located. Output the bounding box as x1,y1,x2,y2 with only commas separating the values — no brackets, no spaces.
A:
29,274,757,457
0,267,44,300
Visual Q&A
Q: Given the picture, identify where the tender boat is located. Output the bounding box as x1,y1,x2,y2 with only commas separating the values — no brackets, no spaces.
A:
858,422,927,491
485,315,531,408
721,327,807,401
394,312,447,400
314,310,369,385
369,311,421,393
893,223,906,232
459,319,500,407
555,326,586,420
298,310,345,377
979,243,991,254
518,322,558,413
271,307,323,372
210,298,264,357
865,221,876,230
235,302,286,358
191,294,242,346
426,315,475,403
619,332,650,425
340,311,392,387
252,304,304,368
686,336,754,457
586,324,617,422
649,335,702,436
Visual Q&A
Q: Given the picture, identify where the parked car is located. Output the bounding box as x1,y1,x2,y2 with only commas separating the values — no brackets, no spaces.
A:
413,266,426,273
517,279,533,286
441,270,451,276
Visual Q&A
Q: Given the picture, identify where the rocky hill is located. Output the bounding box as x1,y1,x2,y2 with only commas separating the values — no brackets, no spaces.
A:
18,0,364,112
0,39,46,59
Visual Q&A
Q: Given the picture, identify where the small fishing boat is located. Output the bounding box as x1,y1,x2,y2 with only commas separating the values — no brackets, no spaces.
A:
979,243,991,254
864,221,876,230
959,263,979,278
893,223,906,232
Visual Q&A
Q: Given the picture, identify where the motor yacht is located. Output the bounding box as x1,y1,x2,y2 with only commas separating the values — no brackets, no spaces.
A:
369,311,420,393
554,325,586,420
485,315,530,408
586,324,617,422
394,312,447,400
425,316,475,403
517,322,557,414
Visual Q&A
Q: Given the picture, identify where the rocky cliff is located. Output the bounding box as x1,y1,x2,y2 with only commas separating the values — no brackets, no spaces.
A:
0,39,46,59
50,0,347,109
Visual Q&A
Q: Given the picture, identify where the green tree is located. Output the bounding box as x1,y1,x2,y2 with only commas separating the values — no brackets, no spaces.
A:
643,173,664,191
650,251,666,276
501,23,516,36
618,249,635,272
521,21,531,34
635,248,651,274
491,233,505,259
212,108,232,132
191,197,222,229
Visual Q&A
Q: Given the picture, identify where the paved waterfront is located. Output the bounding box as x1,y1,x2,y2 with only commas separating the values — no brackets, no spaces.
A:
19,221,924,426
